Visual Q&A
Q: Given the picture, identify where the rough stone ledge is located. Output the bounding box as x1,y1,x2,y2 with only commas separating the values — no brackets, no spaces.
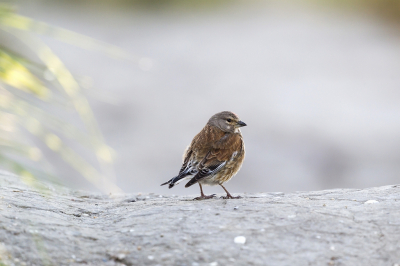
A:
0,170,399,266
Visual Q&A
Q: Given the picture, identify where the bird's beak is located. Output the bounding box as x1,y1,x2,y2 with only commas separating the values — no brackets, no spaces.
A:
236,121,247,127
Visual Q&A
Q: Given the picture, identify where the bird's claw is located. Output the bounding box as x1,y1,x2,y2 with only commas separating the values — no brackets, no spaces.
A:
194,194,216,200
220,195,242,199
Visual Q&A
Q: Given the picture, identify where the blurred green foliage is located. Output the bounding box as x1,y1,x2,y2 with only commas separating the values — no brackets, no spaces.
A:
42,0,400,21
0,3,122,193
355,0,400,20
57,0,233,9
310,0,400,21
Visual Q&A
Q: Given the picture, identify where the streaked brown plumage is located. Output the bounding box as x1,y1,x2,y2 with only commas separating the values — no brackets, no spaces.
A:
161,111,246,199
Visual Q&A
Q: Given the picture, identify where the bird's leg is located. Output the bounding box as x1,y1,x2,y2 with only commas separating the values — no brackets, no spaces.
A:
220,184,241,199
194,183,215,200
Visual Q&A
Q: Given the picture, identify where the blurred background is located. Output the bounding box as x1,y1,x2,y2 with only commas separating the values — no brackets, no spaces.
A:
1,0,400,195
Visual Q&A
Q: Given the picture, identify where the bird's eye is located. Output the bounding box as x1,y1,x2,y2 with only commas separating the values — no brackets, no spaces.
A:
227,119,232,123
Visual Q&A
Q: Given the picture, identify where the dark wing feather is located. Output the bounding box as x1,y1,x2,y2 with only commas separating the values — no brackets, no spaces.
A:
178,149,193,176
161,149,197,188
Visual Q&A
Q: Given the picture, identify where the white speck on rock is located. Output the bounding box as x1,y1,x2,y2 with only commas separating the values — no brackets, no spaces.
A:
234,236,246,244
330,246,335,251
161,253,172,259
117,253,126,260
148,255,154,260
209,262,218,266
364,200,379,204
288,214,296,219
316,235,321,239
260,228,265,232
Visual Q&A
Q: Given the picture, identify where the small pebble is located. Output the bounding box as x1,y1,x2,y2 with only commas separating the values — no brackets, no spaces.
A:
364,200,379,204
233,206,239,210
234,236,246,244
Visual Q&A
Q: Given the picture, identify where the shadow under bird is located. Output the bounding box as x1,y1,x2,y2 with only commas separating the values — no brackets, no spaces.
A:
161,111,246,199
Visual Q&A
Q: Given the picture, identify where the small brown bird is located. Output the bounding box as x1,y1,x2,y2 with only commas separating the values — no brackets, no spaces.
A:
161,111,246,199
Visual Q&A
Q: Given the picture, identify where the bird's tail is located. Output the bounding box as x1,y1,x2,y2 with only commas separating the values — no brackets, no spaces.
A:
161,175,187,189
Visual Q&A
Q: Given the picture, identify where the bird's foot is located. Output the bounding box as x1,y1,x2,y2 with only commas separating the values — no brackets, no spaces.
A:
220,194,242,199
194,194,216,200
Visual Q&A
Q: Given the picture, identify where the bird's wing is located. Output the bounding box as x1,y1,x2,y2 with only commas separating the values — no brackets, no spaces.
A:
161,148,197,188
184,149,227,187
178,148,194,176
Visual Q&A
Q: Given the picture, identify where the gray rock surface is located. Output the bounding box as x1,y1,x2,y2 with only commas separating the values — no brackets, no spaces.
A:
0,170,400,266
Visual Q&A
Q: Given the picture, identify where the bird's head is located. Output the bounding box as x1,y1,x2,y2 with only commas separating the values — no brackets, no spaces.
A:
208,111,247,133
